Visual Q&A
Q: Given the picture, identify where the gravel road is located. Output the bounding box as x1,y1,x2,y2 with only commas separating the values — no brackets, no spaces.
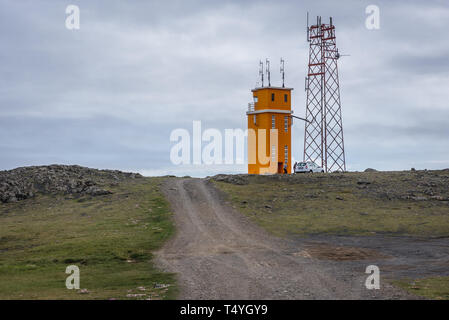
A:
156,178,416,299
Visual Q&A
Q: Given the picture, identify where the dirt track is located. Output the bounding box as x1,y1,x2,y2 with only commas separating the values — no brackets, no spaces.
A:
156,178,416,299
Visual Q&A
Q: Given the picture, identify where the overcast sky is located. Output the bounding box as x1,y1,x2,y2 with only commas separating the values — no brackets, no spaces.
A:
1,0,449,176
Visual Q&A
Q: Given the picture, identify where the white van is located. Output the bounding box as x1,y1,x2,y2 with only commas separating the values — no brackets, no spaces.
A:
294,161,324,173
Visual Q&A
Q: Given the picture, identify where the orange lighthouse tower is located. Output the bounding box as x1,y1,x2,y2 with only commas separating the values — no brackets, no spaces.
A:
247,60,293,174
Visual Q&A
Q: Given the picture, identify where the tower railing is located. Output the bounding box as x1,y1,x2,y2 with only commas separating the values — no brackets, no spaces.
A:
248,102,255,112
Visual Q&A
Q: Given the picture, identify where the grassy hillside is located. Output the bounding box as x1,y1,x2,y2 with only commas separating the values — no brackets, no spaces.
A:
212,170,449,237
0,177,176,300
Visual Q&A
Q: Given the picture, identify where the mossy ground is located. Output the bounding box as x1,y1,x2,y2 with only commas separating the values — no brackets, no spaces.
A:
393,276,449,300
213,171,449,237
0,177,176,300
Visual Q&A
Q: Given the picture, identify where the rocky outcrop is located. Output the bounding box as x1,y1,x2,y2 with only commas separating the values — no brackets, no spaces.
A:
208,174,249,185
0,165,142,203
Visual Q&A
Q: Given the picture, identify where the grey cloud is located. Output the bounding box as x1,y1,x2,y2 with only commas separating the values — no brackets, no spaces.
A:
389,53,449,75
1,0,448,176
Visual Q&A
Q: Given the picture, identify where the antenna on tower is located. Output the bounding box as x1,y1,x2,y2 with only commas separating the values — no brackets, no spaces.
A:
280,58,285,88
336,48,350,59
259,60,264,87
266,58,271,87
306,12,310,42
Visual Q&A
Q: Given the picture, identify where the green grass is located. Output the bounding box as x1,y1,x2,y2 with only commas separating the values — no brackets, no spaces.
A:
0,178,177,300
213,172,449,237
393,276,449,300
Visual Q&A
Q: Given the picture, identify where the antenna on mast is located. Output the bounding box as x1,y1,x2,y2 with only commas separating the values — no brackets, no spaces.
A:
336,48,351,59
259,60,264,87
280,58,285,88
266,58,271,87
306,12,310,42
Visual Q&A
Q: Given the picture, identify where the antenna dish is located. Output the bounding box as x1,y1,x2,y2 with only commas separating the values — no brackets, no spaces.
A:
336,52,350,59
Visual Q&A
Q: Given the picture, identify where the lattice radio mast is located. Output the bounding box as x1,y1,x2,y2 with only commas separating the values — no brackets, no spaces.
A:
303,15,346,172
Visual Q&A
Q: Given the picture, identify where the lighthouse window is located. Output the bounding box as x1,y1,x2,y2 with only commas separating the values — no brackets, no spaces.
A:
253,114,257,125
284,94,288,102
254,96,258,103
271,93,275,101
284,145,288,164
271,115,275,129
284,116,288,132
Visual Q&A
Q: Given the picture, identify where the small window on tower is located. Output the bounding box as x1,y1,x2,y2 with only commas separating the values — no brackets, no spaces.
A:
254,114,257,125
284,145,288,164
271,93,275,101
284,116,288,132
284,94,288,102
254,96,258,103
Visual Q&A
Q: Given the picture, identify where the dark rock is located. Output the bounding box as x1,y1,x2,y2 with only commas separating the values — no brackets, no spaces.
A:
409,196,428,201
379,193,392,200
84,186,112,196
430,195,449,201
211,174,249,185
364,168,377,172
305,193,318,198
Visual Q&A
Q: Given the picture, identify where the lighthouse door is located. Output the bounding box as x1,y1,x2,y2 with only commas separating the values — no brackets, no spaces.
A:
277,162,283,174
